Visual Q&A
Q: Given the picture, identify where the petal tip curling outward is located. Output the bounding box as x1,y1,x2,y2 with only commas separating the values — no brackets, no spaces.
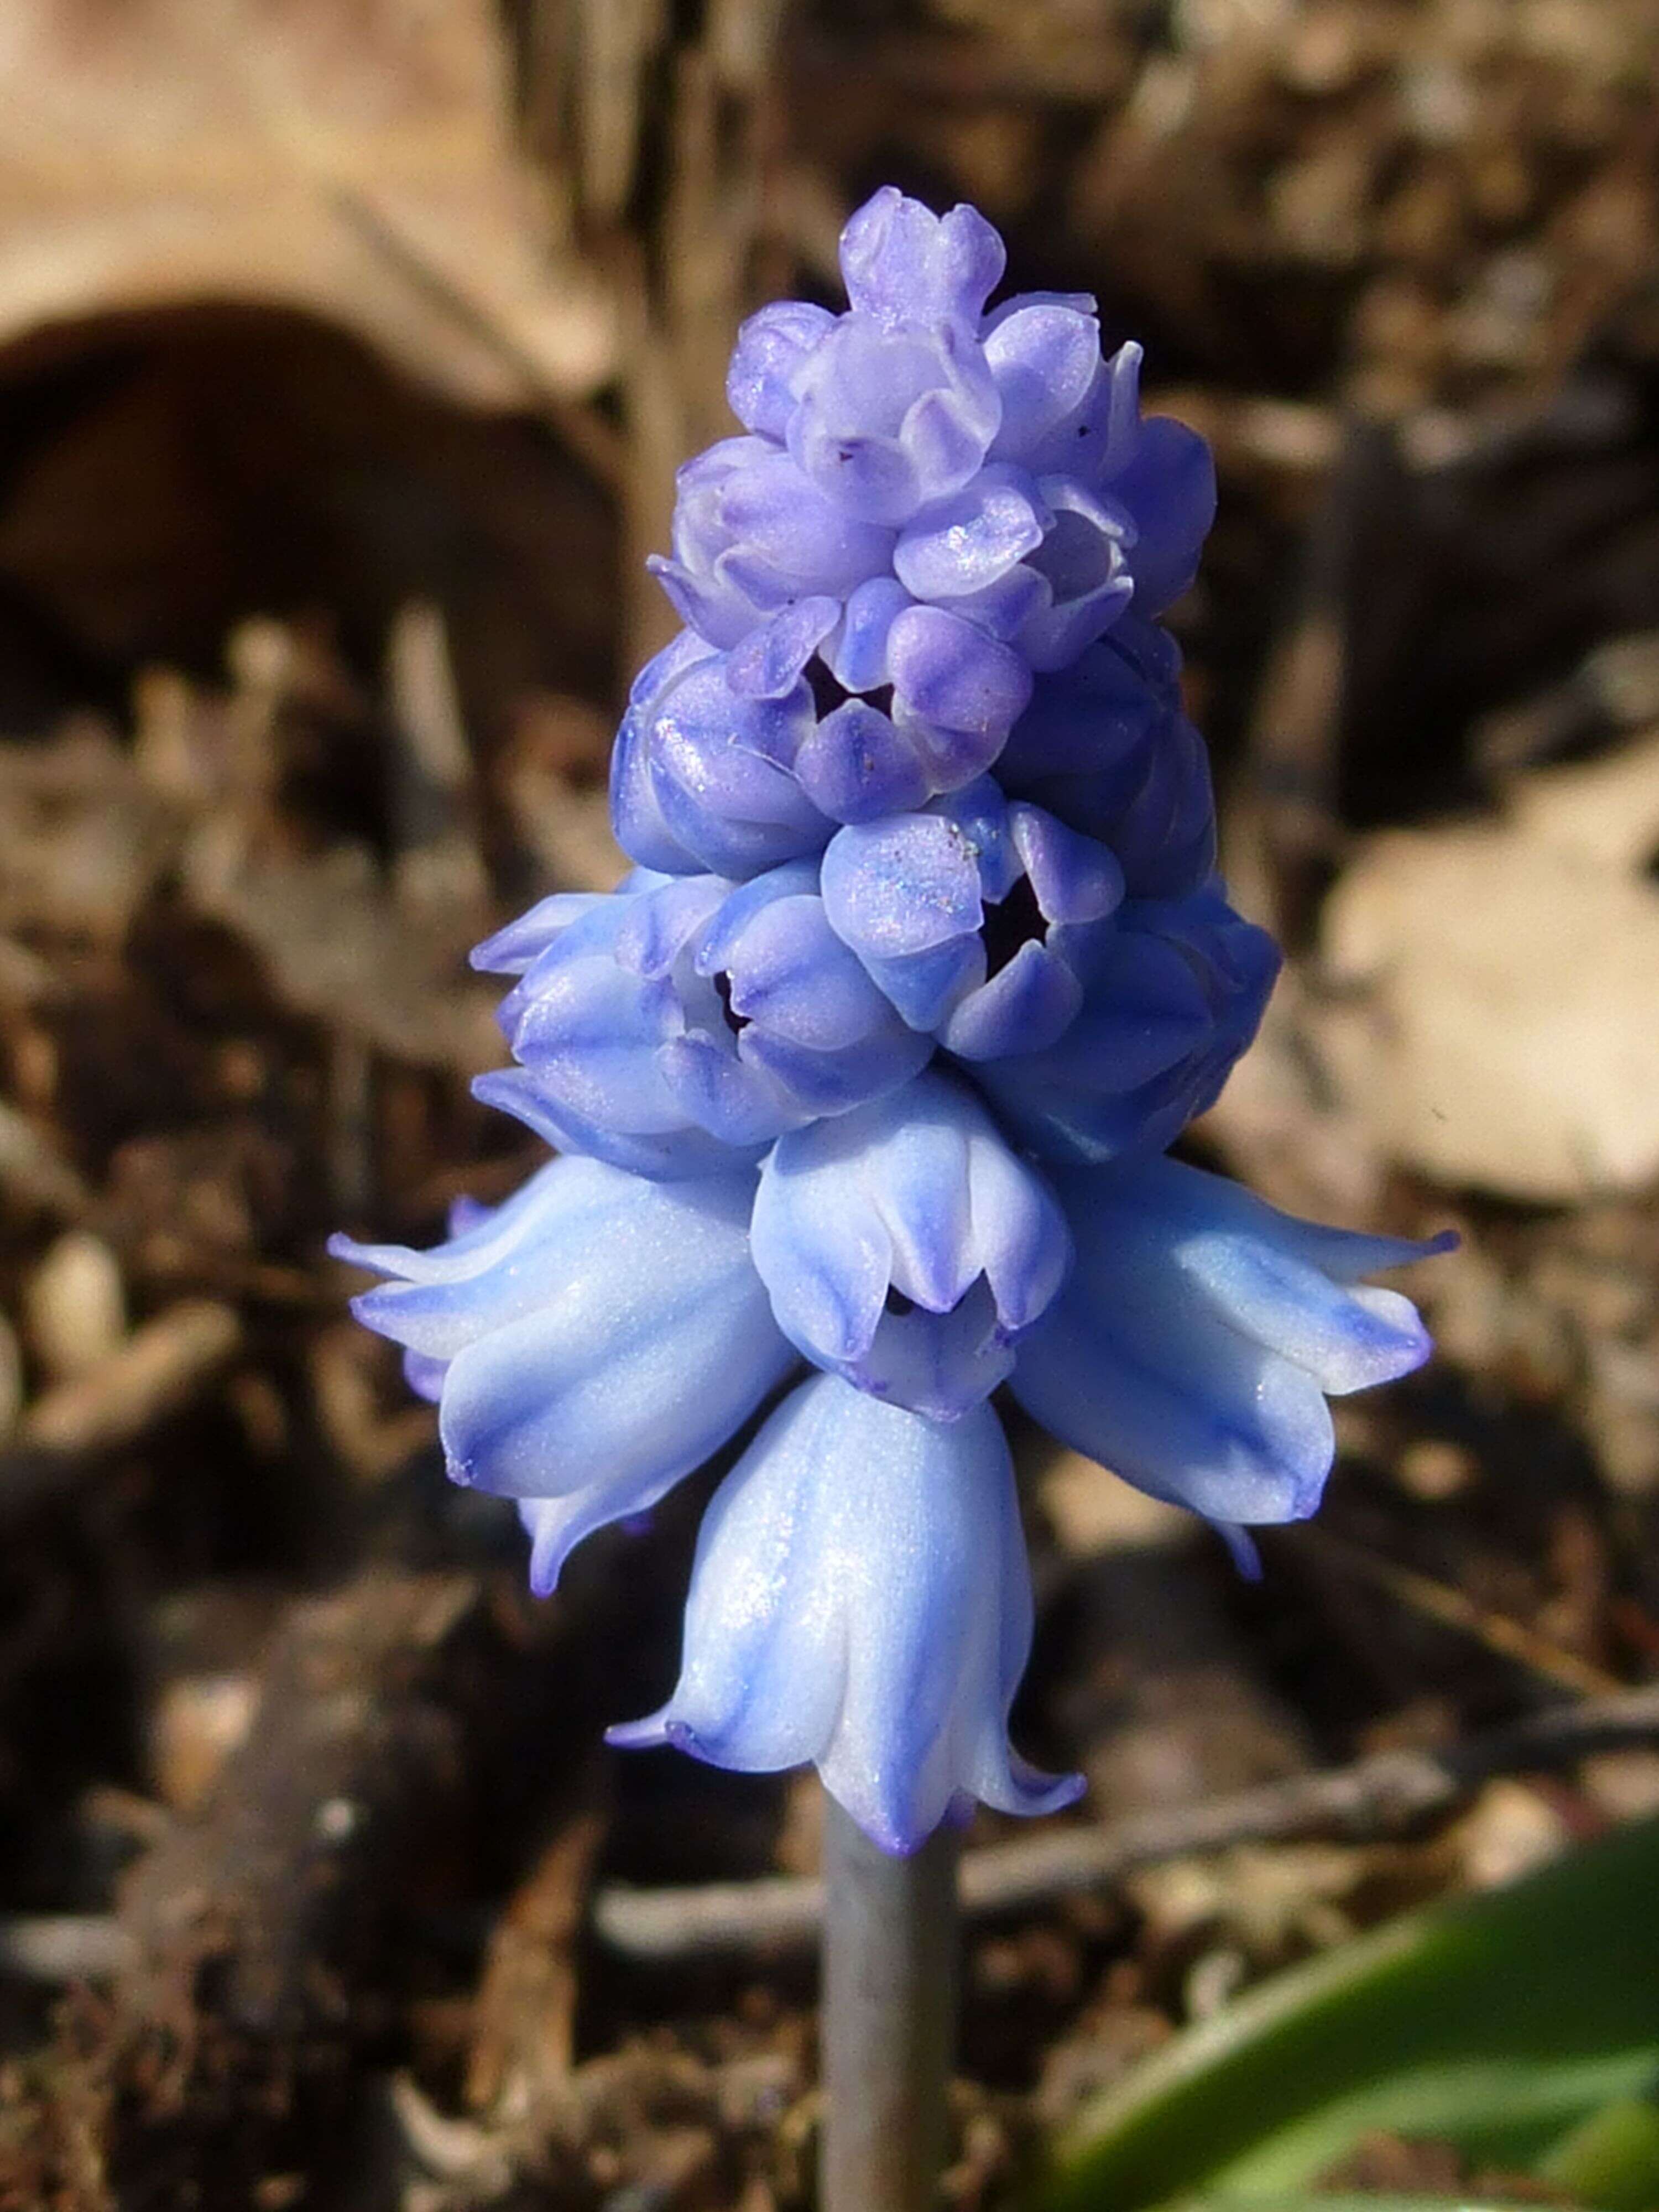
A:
608,1374,1078,1855
337,1153,799,1588
602,1712,670,1753
1011,1154,1450,1536
749,1072,1071,1420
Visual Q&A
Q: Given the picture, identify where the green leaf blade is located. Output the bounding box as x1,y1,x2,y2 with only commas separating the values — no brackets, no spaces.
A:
1042,1815,1659,2212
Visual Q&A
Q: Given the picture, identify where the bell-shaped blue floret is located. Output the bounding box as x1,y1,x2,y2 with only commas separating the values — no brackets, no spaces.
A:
608,1373,1081,1854
1011,1155,1453,1529
893,466,1134,675
787,314,1003,528
940,804,1129,1060
476,867,935,1171
648,436,895,650
331,1155,799,1585
471,875,758,1177
971,888,1280,1165
779,596,1038,824
771,188,1012,534
749,1071,1071,1419
819,776,1126,1052
611,641,834,881
674,860,935,1130
1014,476,1137,671
985,316,1213,618
727,300,837,440
985,311,1139,478
998,619,1217,900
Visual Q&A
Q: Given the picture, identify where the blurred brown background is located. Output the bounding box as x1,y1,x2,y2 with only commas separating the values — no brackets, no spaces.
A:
2,4,1658,2208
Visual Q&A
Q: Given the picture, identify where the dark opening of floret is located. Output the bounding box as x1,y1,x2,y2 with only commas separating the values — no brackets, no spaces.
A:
713,972,748,1035
805,656,894,723
980,873,1046,980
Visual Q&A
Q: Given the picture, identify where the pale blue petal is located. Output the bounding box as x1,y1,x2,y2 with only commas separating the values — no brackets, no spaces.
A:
750,1072,1070,1415
839,187,1006,330
1010,1156,1449,1526
472,1065,760,1180
436,1170,796,1501
963,1105,1074,1331
609,1376,1078,1853
726,300,836,437
984,302,1103,465
738,1018,933,1120
520,1483,674,1599
893,467,1048,601
613,874,729,979
471,891,606,977
654,1034,802,1147
820,812,982,959
886,604,1032,743
329,1153,580,1287
1013,1298,1333,1524
893,705,1008,796
691,859,820,973
1099,1155,1453,1387
343,1152,697,1361
825,576,914,693
611,692,707,873
848,1277,1018,1421
939,940,1082,1060
714,893,895,1051
795,701,932,824
1008,805,1124,925
726,596,841,700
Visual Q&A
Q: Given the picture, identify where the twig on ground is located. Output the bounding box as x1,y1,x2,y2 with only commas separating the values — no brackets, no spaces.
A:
592,1681,1659,1962
1297,1525,1625,1698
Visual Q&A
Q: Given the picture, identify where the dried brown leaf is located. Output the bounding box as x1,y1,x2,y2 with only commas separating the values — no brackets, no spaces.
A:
0,1,613,408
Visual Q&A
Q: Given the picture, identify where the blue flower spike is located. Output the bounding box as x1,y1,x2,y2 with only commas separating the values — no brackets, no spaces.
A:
333,187,1450,1858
